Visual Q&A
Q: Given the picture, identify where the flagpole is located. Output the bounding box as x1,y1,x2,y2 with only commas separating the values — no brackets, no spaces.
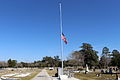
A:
59,2,64,75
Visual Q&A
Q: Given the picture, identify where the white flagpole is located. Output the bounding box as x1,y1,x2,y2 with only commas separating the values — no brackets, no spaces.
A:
59,2,64,75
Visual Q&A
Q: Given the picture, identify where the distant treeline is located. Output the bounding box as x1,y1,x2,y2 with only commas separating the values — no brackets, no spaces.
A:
0,43,120,68
0,56,62,68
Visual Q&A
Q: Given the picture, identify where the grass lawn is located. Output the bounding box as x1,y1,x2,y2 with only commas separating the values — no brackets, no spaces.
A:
0,68,41,80
46,69,57,76
20,70,40,80
75,72,118,80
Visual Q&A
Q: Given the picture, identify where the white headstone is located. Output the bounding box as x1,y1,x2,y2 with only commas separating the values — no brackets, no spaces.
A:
86,64,89,72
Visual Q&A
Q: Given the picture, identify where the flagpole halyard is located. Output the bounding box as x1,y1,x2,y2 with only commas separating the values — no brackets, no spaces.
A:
59,2,64,75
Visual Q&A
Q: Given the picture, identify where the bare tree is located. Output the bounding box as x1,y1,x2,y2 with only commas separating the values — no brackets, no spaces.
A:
68,51,84,66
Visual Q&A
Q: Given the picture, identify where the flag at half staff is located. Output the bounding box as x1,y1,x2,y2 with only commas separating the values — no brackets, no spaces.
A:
61,33,67,44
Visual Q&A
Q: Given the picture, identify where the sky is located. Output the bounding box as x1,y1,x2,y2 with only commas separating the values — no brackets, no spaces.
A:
0,0,120,62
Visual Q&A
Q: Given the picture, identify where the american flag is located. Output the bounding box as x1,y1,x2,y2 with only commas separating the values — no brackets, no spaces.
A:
61,33,67,44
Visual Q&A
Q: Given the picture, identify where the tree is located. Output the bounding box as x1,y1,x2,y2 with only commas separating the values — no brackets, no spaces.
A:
68,51,84,66
54,56,60,61
102,47,110,67
8,59,17,67
110,50,120,67
112,50,120,57
99,56,107,68
21,62,28,67
102,47,110,56
79,43,98,68
16,63,23,68
65,59,79,67
0,61,8,68
54,56,61,67
110,54,120,67
42,56,55,67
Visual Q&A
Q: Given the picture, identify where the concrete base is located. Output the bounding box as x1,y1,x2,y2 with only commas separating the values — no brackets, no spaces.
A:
118,77,120,80
59,75,79,80
80,70,93,73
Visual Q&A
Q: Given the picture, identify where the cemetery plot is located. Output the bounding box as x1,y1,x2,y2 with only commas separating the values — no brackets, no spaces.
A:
0,68,40,80
74,71,120,80
64,67,120,80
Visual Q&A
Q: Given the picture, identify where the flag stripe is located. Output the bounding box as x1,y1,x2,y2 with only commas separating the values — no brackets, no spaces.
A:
61,33,67,44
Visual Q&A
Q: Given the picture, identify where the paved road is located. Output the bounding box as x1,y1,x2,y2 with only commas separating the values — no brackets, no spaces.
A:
31,69,52,80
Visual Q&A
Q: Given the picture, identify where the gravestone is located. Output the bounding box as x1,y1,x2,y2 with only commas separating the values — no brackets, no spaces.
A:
85,64,89,74
101,69,104,73
86,64,89,72
109,68,112,74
